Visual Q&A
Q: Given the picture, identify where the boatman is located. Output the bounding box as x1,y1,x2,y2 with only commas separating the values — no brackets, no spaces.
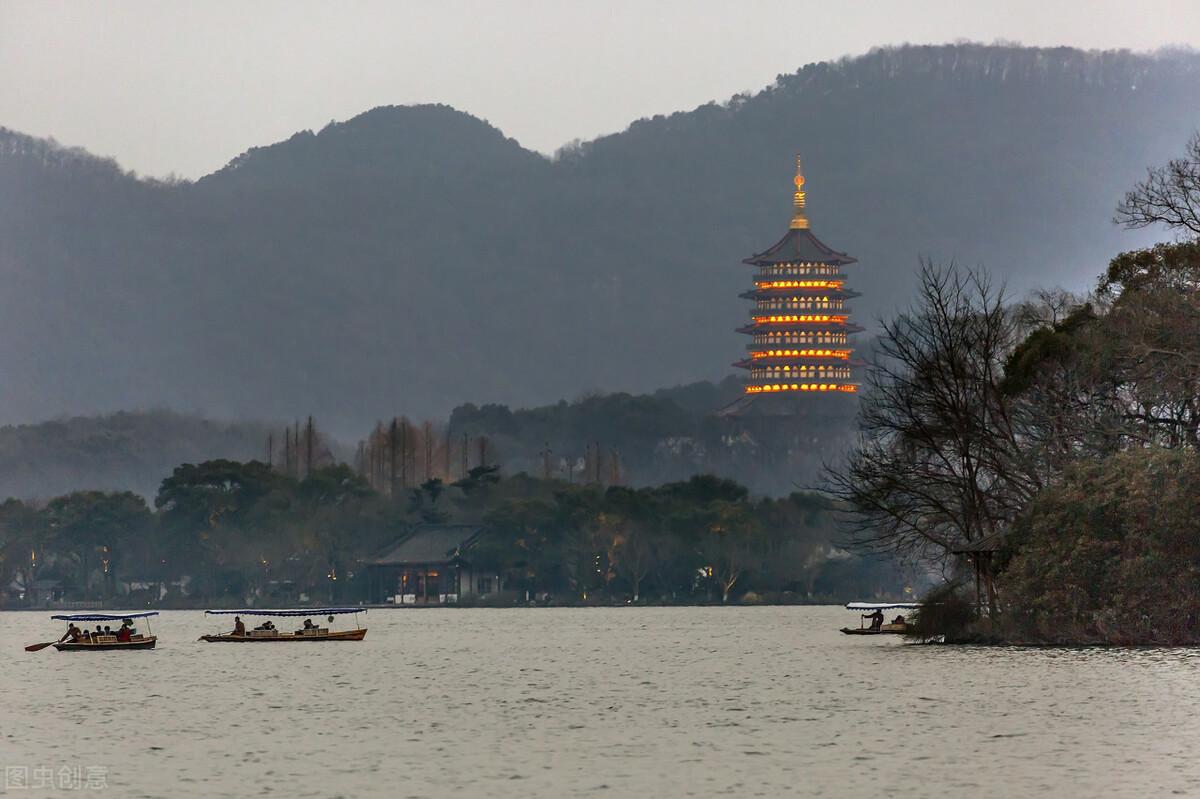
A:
58,623,82,643
862,608,885,630
233,615,247,636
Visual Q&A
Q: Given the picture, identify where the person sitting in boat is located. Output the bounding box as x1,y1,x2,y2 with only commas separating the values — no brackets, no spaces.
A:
863,609,885,630
254,620,276,631
116,622,132,642
232,616,246,636
94,625,105,639
892,614,906,626
302,618,316,630
59,623,83,643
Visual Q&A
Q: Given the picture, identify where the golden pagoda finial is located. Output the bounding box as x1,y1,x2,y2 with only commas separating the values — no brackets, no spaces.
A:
790,154,809,230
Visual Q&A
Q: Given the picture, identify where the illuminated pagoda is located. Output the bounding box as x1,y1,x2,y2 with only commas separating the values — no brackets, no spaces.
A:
728,156,861,410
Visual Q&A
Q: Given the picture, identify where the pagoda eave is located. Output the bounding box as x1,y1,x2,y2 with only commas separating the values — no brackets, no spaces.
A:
740,227,858,268
737,320,864,334
733,361,851,370
740,289,861,301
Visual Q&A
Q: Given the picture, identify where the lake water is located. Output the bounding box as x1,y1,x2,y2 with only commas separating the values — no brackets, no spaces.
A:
2,606,1198,798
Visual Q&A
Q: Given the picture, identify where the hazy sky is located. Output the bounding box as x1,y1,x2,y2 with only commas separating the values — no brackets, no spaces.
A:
3,0,1199,179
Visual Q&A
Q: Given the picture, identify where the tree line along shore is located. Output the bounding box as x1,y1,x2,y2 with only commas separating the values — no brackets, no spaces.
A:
0,461,906,610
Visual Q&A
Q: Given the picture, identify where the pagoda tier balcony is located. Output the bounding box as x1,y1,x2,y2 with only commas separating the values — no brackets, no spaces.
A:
752,266,848,280
748,310,850,321
734,360,852,372
737,327,865,337
745,338,850,349
754,273,848,285
747,279,859,294
748,304,850,316
734,350,850,366
743,381,859,395
744,365,854,378
750,278,848,290
738,314,863,332
738,323,865,336
729,359,854,374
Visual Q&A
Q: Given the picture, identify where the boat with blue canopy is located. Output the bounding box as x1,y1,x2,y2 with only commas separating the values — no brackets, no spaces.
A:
26,611,159,652
199,608,367,643
841,602,920,635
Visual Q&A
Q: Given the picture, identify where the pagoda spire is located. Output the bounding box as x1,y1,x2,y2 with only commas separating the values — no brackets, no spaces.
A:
789,154,809,230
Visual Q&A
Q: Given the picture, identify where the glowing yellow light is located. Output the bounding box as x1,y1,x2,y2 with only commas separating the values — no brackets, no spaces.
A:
754,280,843,291
790,155,809,230
752,314,849,325
744,383,858,395
749,349,852,360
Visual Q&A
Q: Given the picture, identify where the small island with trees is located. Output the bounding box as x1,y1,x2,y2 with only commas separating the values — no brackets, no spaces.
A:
830,133,1200,645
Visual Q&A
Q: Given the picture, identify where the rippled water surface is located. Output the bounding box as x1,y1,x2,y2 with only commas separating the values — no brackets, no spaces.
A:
2,607,1199,798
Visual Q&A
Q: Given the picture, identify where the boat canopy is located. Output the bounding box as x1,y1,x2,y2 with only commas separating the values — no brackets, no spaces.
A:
845,602,921,611
203,607,366,617
50,611,160,621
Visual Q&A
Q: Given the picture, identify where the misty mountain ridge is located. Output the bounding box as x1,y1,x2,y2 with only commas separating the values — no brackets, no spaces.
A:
0,410,273,500
3,43,1199,435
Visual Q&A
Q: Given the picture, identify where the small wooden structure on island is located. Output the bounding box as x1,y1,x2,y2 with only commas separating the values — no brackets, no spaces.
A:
951,531,1006,615
366,523,500,605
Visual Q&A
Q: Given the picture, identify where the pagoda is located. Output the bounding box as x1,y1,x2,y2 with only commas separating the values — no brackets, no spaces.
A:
730,156,861,407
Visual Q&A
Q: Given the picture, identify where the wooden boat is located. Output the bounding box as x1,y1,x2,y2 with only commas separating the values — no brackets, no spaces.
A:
840,623,910,636
42,612,159,652
55,636,157,651
200,608,367,643
200,628,366,643
840,601,920,636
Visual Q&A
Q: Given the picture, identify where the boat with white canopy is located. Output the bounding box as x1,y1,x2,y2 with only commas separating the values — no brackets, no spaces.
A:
840,602,920,635
24,611,159,651
199,608,367,642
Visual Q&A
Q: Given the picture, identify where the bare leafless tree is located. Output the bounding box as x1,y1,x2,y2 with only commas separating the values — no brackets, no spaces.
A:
1116,131,1200,236
825,262,1042,570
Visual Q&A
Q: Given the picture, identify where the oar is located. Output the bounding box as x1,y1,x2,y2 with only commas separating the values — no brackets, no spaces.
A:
24,640,58,652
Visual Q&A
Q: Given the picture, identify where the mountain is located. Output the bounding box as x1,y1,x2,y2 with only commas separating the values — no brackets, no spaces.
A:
2,44,1198,435
0,411,273,499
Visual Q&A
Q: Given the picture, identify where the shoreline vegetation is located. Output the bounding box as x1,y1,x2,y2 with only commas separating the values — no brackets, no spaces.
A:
0,597,876,612
837,133,1200,647
0,462,909,612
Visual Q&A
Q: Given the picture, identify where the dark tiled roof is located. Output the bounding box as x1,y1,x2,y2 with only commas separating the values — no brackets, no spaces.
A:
371,524,486,565
742,228,857,267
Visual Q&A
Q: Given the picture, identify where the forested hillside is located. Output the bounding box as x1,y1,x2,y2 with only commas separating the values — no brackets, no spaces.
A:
2,44,1197,434
0,412,271,499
